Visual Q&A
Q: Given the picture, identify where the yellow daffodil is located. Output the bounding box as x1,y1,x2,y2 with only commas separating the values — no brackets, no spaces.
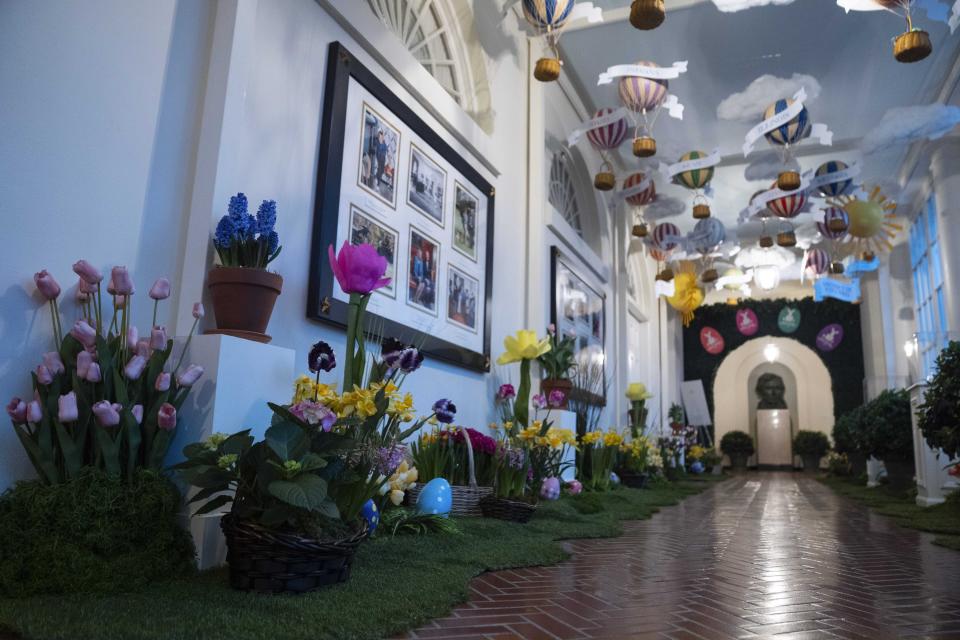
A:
625,382,653,402
387,392,415,422
688,445,706,461
581,431,603,446
603,430,624,447
518,426,540,442
496,330,551,365
292,375,316,403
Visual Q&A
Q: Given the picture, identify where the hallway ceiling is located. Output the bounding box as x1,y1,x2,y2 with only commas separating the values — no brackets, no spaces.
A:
558,0,960,248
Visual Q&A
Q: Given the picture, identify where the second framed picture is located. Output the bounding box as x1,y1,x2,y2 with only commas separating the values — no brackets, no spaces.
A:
453,181,479,261
407,143,446,227
406,227,440,316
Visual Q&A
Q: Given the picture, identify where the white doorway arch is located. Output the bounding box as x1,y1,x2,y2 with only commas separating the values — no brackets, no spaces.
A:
713,337,834,462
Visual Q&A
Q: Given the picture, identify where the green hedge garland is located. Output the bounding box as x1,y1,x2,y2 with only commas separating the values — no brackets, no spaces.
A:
683,298,865,425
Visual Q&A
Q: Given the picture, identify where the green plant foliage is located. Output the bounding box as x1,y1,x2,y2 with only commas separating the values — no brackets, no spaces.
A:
720,430,755,456
917,341,960,459
862,389,913,462
832,405,867,455
537,329,577,381
792,430,831,457
0,470,195,598
683,298,865,425
378,508,461,536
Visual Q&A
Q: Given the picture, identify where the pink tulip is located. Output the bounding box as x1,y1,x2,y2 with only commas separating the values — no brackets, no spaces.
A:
107,276,116,295
113,294,127,309
33,270,61,301
76,350,94,378
192,302,205,319
126,326,138,346
42,351,65,375
85,362,102,383
58,392,79,423
176,364,204,387
328,242,391,295
78,277,97,295
92,400,120,427
124,355,147,380
136,339,152,358
157,403,177,431
149,277,171,300
35,364,54,385
76,284,90,303
6,397,26,424
72,260,103,285
155,372,171,392
110,266,134,295
150,326,168,350
69,320,97,348
131,404,144,424
26,400,42,424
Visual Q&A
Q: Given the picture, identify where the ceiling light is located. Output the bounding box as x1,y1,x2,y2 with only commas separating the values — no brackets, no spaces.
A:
764,343,780,363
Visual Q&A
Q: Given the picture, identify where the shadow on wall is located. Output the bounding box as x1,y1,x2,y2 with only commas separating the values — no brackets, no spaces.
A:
470,0,519,61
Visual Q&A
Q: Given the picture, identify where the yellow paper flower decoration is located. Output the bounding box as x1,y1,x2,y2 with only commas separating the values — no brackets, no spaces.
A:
667,268,704,328
625,382,653,402
496,330,551,365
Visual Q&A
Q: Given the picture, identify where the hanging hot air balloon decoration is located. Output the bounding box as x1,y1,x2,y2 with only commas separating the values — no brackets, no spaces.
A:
690,217,726,284
803,248,830,279
814,160,855,198
623,172,656,238
651,221,681,281
827,186,902,260
873,0,933,62
817,208,850,273
585,108,629,191
763,98,812,191
671,150,717,219
765,182,807,248
619,61,670,158
630,0,665,30
522,0,576,82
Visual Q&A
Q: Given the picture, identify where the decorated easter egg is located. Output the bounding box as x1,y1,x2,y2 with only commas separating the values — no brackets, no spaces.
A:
565,479,583,495
540,477,561,500
360,498,380,534
415,478,452,517
690,461,705,475
610,471,621,486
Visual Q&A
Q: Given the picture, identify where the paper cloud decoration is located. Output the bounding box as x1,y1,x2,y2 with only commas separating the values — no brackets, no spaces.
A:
644,195,687,219
717,74,822,122
713,0,795,11
861,103,960,155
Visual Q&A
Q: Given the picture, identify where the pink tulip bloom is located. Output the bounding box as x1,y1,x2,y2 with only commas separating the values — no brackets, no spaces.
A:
149,277,171,300
58,392,79,423
92,400,121,427
35,364,54,385
76,350,94,378
113,294,127,309
26,400,42,424
76,290,90,303
150,326,168,350
33,270,61,301
328,242,391,295
6,397,27,424
42,351,65,375
127,326,138,346
157,403,177,431
78,276,98,294
72,260,103,285
107,276,116,295
136,339,152,358
111,266,134,295
131,404,144,424
192,302,205,319
155,372,171,392
177,364,204,387
69,320,97,348
124,355,147,380
85,362,102,383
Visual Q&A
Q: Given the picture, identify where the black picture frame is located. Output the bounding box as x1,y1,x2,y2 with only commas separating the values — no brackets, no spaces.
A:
309,42,495,372
550,247,607,407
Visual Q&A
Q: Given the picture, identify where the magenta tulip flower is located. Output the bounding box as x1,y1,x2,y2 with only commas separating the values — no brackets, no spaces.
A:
42,351,65,375
176,364,204,387
192,302,205,319
148,277,171,300
6,398,26,424
110,266,134,295
69,320,97,348
150,326,168,350
328,242,391,295
34,270,62,301
126,326,138,346
106,276,116,296
76,350,94,378
78,276,97,295
131,404,144,424
92,400,121,427
35,364,54,385
58,392,79,423
26,400,42,424
155,372,171,392
72,260,103,285
157,403,177,431
85,362,102,383
124,355,147,381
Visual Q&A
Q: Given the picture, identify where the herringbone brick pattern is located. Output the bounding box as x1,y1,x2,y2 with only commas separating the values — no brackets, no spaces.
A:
402,473,960,639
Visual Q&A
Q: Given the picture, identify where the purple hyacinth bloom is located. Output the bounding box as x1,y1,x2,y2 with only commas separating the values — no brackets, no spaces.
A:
308,340,336,373
432,398,456,424
374,444,406,476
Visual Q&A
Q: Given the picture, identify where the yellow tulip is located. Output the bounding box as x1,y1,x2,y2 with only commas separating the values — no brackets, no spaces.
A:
496,330,551,365
625,382,653,402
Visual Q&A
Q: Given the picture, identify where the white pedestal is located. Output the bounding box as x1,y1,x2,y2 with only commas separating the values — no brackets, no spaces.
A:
867,457,884,488
168,334,295,569
757,410,792,466
909,383,959,506
553,410,577,482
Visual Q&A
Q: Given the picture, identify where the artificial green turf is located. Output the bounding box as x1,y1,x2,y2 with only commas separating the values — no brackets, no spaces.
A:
0,476,723,640
820,476,960,551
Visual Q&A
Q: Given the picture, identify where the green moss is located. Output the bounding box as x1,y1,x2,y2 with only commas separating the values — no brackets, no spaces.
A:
0,470,195,598
0,477,723,640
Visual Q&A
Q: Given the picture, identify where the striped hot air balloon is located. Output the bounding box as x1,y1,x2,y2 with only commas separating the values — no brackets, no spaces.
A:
767,186,807,218
763,98,812,147
815,160,853,197
818,208,850,239
649,247,669,263
692,217,725,254
674,151,714,191
586,108,629,151
652,222,681,252
522,0,576,30
618,61,669,113
804,249,830,276
623,172,656,207
750,189,772,217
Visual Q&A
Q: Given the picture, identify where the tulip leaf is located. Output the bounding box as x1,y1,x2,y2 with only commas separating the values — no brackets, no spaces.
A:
53,420,83,479
265,421,308,462
124,411,141,477
114,369,129,406
95,426,123,476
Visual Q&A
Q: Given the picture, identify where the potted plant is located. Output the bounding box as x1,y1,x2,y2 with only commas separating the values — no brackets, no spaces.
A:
625,382,653,438
720,430,754,472
616,433,656,488
537,325,576,410
792,430,830,474
668,403,685,434
832,406,868,477
578,429,623,491
917,341,960,462
207,193,283,343
409,426,495,517
862,388,915,492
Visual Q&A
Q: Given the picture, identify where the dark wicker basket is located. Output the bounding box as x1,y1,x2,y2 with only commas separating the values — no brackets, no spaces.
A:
618,471,649,489
405,484,493,517
479,495,538,524
221,515,366,594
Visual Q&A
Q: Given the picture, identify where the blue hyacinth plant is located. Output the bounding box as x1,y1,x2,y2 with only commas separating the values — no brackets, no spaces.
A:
213,193,282,268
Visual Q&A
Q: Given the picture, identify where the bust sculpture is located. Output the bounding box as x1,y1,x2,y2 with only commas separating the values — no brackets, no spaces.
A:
756,373,788,410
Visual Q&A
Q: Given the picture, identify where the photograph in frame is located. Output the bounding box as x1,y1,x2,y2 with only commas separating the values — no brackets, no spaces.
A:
452,181,479,261
357,102,400,209
349,205,399,298
407,143,446,226
407,226,440,316
446,265,479,333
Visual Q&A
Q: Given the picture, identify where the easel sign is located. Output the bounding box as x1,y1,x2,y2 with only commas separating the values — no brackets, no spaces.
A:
680,380,712,427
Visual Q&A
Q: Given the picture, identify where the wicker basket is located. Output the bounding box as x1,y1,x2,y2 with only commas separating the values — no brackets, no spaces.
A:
479,495,538,524
776,170,801,191
759,236,774,249
594,172,616,191
220,516,366,594
830,261,845,275
894,30,932,63
630,0,665,30
618,471,649,489
692,203,711,219
656,268,674,282
701,268,719,284
407,427,493,517
632,223,649,239
633,136,657,158
534,58,561,82
776,231,797,248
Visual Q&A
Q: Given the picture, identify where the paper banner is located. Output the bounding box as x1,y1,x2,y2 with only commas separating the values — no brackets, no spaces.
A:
714,272,752,290
738,173,813,223
814,277,861,303
816,323,845,352
567,107,630,146
661,94,684,120
620,175,654,200
503,1,604,32
742,87,833,157
808,161,861,193
951,0,960,33
700,327,725,355
598,61,688,85
658,148,721,182
846,256,879,276
655,279,676,298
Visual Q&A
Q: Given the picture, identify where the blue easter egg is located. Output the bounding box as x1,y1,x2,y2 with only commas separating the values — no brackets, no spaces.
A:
360,499,380,534
415,478,452,517
690,461,705,475
610,472,621,485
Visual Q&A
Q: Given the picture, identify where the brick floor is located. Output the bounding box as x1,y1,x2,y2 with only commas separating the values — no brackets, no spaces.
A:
401,472,960,640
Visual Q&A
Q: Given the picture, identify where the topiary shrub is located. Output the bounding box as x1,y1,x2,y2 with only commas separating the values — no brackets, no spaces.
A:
918,341,960,460
832,406,868,475
862,389,913,463
720,430,755,457
793,431,831,458
0,469,195,597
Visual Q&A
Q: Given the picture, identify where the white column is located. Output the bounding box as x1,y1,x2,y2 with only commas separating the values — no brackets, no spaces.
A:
930,140,960,333
909,383,958,506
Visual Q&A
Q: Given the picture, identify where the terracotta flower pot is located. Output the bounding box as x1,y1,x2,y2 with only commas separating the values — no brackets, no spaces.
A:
541,378,573,410
206,267,283,344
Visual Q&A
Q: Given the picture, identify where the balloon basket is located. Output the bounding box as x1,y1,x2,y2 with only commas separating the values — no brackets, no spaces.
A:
894,30,932,63
777,231,797,248
830,262,845,275
759,236,774,249
776,170,802,191
656,268,675,282
534,58,561,82
594,172,616,191
630,0,665,30
701,268,719,284
692,203,711,219
633,136,657,158
861,251,876,262
632,223,649,238
827,219,849,233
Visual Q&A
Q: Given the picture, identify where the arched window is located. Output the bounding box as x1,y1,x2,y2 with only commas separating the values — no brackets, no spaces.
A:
548,151,583,236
